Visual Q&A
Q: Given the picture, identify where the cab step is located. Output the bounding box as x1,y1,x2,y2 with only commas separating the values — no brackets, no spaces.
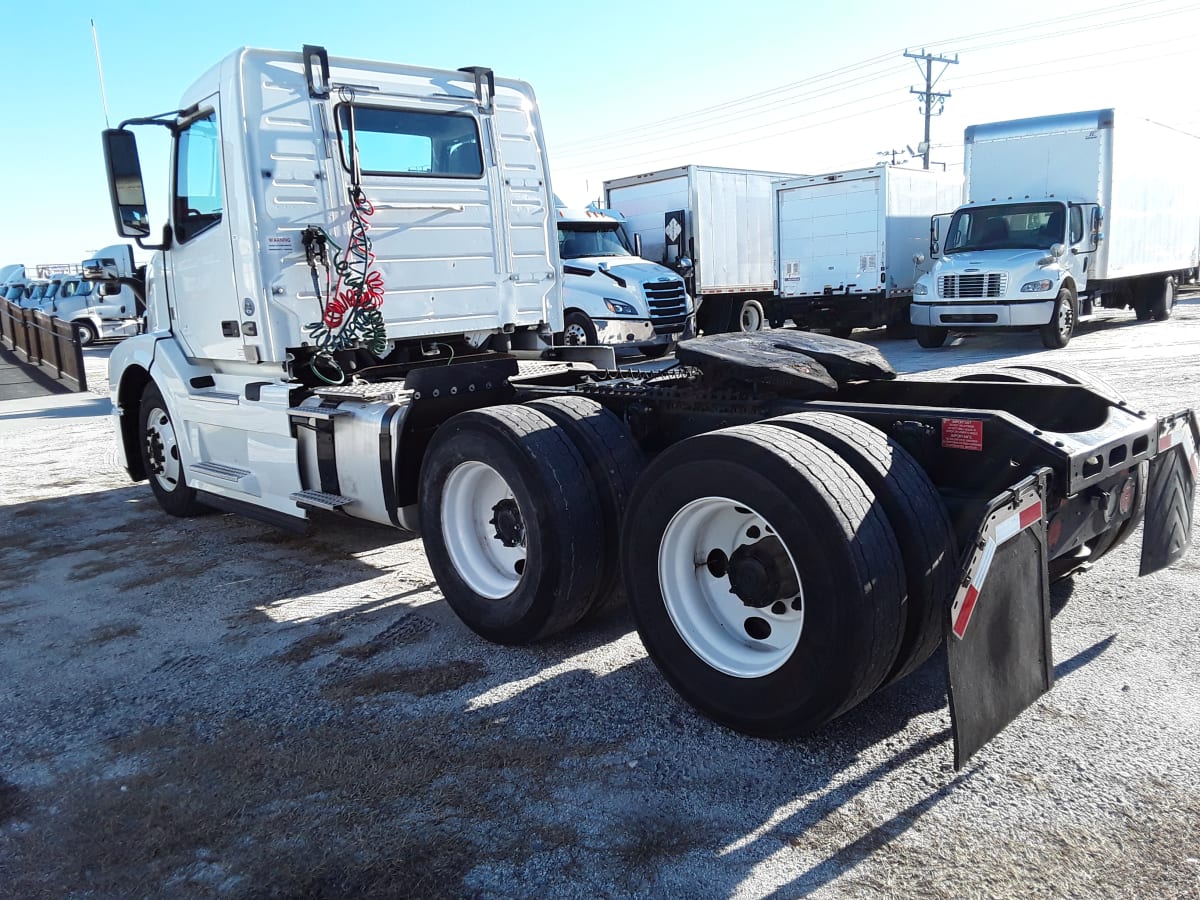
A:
290,489,354,511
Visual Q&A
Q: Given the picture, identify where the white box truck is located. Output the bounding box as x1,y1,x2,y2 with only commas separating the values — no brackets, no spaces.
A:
92,46,1196,766
912,109,1200,349
774,166,962,337
604,165,800,334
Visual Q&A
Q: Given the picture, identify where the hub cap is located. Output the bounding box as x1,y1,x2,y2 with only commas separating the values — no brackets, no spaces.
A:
563,322,590,346
441,461,526,599
658,497,804,678
144,406,181,492
1057,295,1074,337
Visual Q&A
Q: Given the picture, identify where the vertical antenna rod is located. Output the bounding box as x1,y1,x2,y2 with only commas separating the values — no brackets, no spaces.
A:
91,19,111,128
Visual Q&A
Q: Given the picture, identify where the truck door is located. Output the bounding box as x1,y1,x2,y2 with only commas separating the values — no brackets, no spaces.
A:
166,98,244,361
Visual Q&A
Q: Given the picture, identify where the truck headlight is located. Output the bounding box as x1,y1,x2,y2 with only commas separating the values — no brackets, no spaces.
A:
1021,279,1054,292
603,298,638,315
914,281,928,295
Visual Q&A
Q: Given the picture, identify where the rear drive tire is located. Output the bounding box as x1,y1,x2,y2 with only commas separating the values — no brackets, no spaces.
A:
736,299,766,333
139,382,208,517
526,396,645,617
1039,287,1077,349
1150,276,1175,322
915,325,949,348
419,405,605,644
622,424,906,737
762,412,957,685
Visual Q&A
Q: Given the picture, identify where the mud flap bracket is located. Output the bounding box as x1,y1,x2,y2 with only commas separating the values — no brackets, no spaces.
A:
946,468,1054,769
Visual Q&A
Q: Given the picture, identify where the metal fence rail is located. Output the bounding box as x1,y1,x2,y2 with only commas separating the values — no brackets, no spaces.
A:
0,299,88,392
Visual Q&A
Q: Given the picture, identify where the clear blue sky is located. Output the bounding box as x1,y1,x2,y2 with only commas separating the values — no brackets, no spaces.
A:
2,0,1198,268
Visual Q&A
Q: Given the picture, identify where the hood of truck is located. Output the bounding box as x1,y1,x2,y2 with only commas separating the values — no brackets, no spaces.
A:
938,249,1050,272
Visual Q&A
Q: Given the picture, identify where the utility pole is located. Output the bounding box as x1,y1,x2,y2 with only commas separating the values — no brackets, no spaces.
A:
904,48,958,170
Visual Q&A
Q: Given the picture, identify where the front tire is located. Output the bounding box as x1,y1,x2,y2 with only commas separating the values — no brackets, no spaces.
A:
561,310,598,346
139,382,208,517
75,321,98,346
915,325,948,348
622,424,906,737
419,405,605,644
1039,287,1077,349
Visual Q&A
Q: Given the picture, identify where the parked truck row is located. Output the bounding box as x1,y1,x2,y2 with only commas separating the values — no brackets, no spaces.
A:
599,110,1200,349
0,245,144,345
94,45,1196,767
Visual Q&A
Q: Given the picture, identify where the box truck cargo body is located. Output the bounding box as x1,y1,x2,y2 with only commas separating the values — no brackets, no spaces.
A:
912,109,1200,349
604,165,799,334
774,166,962,336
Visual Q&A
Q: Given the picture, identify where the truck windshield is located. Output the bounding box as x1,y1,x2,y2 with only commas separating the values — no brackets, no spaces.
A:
558,222,633,259
944,202,1066,253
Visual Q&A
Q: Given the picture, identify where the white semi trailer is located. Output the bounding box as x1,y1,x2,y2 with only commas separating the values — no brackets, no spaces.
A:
97,46,1196,767
912,109,1200,349
774,166,962,337
604,165,799,334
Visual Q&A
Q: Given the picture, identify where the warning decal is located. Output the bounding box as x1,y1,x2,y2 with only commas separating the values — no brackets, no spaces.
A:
267,235,294,253
942,418,984,451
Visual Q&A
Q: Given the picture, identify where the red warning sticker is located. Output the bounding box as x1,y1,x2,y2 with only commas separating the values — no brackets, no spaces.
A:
942,418,984,451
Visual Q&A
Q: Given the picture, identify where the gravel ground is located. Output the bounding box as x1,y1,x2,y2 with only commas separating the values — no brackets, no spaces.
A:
1,300,1198,898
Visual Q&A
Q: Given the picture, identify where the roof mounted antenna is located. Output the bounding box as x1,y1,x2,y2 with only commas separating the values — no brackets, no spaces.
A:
90,19,111,128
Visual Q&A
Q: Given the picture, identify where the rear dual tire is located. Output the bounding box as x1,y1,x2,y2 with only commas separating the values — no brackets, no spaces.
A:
622,423,911,737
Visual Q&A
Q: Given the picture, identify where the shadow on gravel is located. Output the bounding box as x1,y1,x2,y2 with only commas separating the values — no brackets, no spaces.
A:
1054,633,1117,681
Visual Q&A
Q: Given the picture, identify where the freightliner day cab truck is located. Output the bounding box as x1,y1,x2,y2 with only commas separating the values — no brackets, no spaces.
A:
53,244,144,345
554,202,694,358
912,109,1200,349
99,46,1197,766
604,165,799,334
773,166,962,338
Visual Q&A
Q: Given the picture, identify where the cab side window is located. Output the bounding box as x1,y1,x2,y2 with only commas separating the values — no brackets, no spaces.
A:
174,113,223,243
1070,207,1084,245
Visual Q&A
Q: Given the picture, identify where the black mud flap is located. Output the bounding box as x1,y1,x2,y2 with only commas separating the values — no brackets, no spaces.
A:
946,469,1054,769
1140,409,1198,576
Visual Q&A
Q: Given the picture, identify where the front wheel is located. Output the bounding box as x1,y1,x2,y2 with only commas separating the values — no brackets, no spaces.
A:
139,382,208,517
561,310,598,346
75,321,98,346
915,325,948,348
622,424,905,737
1039,287,1077,349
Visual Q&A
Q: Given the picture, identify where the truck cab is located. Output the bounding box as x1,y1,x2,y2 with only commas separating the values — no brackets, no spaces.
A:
556,204,694,357
912,198,1099,348
69,245,143,345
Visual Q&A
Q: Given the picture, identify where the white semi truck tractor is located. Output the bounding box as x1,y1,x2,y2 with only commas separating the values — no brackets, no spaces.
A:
555,202,694,358
99,46,1197,767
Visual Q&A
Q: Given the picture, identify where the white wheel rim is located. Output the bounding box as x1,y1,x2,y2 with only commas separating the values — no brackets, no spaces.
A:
144,406,181,492
740,304,763,332
441,461,526,599
658,497,804,678
564,322,590,345
77,324,93,344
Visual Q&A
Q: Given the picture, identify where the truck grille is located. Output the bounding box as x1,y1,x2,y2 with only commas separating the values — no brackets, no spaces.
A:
938,273,1008,299
644,279,688,331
